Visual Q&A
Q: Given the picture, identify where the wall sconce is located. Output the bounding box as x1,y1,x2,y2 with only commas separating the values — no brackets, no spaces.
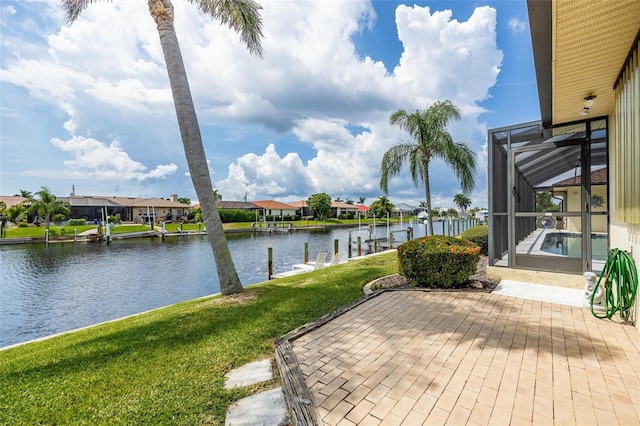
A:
580,95,596,116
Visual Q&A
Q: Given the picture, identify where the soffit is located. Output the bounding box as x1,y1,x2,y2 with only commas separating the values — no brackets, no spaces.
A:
552,0,640,124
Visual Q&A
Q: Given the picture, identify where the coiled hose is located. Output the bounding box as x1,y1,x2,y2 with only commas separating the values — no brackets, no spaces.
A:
590,248,638,322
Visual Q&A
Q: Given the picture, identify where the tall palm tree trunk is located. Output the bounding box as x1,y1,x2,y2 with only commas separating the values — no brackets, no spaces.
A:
423,162,434,236
149,0,242,295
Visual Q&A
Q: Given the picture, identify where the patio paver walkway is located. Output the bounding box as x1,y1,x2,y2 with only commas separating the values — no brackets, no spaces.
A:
291,291,640,425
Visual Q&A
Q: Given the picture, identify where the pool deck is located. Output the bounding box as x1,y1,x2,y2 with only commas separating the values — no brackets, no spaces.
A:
287,288,640,425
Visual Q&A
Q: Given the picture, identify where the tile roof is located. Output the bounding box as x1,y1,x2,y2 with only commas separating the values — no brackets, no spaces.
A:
252,200,298,210
287,200,307,208
0,196,29,208
54,195,191,208
553,167,607,186
332,201,358,209
216,201,261,210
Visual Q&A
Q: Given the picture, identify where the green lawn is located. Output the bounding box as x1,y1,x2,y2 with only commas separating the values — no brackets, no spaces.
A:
3,225,96,238
2,224,155,238
110,225,152,234
0,252,398,425
163,222,205,232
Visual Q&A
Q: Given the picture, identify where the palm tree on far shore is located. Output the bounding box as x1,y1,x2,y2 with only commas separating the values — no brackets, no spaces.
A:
61,0,264,295
380,100,477,236
28,187,71,232
15,189,32,198
453,193,472,215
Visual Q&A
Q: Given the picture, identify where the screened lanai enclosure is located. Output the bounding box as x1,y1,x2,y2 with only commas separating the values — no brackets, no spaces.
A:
488,118,609,274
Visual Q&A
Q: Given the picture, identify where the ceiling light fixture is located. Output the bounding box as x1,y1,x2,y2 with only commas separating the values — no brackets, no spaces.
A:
580,94,596,116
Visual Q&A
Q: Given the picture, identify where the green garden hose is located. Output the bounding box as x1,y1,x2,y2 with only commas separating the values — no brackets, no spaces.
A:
590,248,638,322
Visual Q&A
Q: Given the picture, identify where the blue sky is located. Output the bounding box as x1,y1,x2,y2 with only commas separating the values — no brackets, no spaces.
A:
0,0,539,208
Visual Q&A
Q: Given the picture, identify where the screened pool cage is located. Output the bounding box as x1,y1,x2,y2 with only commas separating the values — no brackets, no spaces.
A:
488,118,609,274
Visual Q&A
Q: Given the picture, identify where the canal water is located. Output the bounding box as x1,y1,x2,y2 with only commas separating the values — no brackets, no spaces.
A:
0,220,456,347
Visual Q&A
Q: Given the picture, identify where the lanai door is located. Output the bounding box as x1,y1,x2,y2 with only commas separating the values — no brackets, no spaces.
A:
508,120,608,274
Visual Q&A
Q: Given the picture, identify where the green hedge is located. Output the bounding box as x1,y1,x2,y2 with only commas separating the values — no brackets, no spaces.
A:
397,235,480,288
461,225,488,256
218,209,257,223
68,219,87,226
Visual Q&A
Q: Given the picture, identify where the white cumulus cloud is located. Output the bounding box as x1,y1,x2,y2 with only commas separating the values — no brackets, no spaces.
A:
1,0,503,205
508,17,527,34
50,134,177,181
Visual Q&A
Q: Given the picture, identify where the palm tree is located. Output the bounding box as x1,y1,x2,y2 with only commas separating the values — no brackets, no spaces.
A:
212,189,222,202
380,100,477,235
5,204,27,224
61,0,263,295
28,187,71,231
453,193,471,215
358,197,366,204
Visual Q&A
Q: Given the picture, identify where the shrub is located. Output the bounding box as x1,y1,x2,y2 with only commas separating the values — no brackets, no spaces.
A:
17,221,29,228
219,209,256,223
52,214,66,225
397,235,480,288
461,225,488,256
335,212,356,220
68,219,87,226
107,215,120,224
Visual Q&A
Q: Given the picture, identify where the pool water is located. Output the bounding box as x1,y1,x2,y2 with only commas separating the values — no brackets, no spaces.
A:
540,232,608,260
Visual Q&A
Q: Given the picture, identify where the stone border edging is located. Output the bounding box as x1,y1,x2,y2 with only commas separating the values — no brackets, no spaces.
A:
274,287,387,425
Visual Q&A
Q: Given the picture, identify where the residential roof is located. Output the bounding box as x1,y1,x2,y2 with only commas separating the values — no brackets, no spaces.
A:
216,201,260,210
288,201,307,208
252,200,298,210
393,202,417,212
60,196,123,207
357,205,369,212
553,167,608,187
332,201,358,209
0,196,28,208
55,195,191,208
123,197,190,208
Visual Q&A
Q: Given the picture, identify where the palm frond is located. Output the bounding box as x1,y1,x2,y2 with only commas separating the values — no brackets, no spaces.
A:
447,142,477,194
60,0,103,23
408,148,424,188
379,143,415,194
425,100,460,130
191,0,264,58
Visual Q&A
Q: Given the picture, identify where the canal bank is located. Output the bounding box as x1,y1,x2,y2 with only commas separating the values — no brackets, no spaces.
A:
0,219,481,347
0,224,418,347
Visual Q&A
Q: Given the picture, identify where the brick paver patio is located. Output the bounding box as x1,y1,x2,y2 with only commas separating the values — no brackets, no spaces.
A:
291,291,640,425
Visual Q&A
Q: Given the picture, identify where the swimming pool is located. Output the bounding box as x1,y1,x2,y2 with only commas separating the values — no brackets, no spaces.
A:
540,232,608,260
